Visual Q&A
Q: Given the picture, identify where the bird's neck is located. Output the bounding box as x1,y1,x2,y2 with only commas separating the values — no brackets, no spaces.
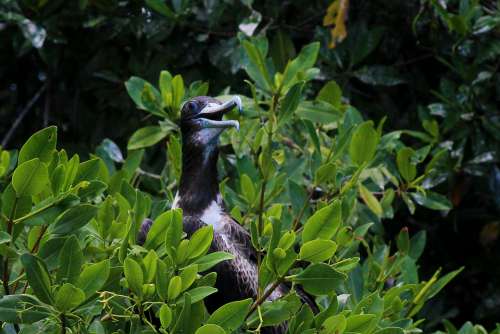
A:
177,143,221,215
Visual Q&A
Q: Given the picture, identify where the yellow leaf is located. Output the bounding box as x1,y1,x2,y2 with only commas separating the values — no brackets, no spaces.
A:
323,0,349,48
358,184,383,217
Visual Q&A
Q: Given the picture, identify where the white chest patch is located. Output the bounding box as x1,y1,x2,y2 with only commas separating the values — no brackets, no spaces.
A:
172,193,181,209
200,200,224,231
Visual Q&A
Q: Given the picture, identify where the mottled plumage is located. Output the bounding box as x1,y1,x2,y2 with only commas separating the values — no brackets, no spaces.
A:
139,96,313,333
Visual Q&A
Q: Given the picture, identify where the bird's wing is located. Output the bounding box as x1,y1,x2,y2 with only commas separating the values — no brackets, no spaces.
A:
183,215,206,238
220,213,257,261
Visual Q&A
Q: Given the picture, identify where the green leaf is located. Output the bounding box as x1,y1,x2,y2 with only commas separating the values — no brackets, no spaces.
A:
168,275,182,301
428,267,464,299
143,250,158,283
207,298,252,332
0,294,51,324
178,286,218,304
345,314,377,333
159,304,173,328
302,200,342,243
193,251,234,271
180,264,198,291
145,0,175,19
349,121,379,166
397,147,417,182
291,263,346,296
51,204,98,235
315,162,336,185
124,257,144,297
358,184,383,217
410,192,452,211
282,42,320,91
160,70,173,106
240,174,256,204
320,314,346,334
156,259,170,301
97,196,114,239
195,324,226,334
141,84,163,115
63,154,80,190
299,240,337,263
242,40,274,92
165,209,183,254
55,283,85,311
12,158,49,197
187,225,213,259
51,164,66,194
18,126,57,165
270,29,296,72
20,254,54,305
397,227,410,254
373,328,405,334
0,150,10,177
56,235,83,284
317,81,342,108
0,231,11,245
409,231,426,260
74,158,101,183
125,76,162,113
127,126,170,150
296,101,341,124
76,259,110,298
171,74,185,110
280,82,304,123
144,211,173,250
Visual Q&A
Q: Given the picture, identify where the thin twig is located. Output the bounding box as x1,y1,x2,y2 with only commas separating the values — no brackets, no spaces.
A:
12,225,48,293
247,278,283,317
2,84,47,148
291,190,315,231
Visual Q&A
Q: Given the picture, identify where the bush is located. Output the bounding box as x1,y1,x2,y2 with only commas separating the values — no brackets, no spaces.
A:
0,38,468,334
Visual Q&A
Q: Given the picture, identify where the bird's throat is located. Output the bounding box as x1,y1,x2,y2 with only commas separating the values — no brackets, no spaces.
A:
177,143,220,215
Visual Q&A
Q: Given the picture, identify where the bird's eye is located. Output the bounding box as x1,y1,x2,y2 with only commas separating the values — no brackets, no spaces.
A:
185,101,197,113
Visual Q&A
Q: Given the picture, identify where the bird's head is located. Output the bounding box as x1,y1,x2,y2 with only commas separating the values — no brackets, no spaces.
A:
180,96,242,147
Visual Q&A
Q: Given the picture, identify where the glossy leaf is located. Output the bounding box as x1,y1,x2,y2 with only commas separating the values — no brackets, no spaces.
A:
18,126,57,165
291,263,346,296
207,298,252,332
12,158,49,197
51,204,98,235
20,254,53,305
127,126,170,150
302,200,342,243
76,260,110,298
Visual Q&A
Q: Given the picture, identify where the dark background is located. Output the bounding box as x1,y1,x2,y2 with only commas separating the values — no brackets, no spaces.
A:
1,0,499,329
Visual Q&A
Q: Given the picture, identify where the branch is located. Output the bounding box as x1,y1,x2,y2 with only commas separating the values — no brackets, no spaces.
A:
247,278,283,318
2,84,47,148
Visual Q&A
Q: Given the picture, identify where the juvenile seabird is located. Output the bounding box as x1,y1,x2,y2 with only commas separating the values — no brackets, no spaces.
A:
140,96,314,333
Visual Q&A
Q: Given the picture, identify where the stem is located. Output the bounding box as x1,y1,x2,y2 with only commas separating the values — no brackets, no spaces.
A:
60,313,66,334
12,225,48,293
291,189,315,231
247,278,283,318
2,198,18,295
13,200,59,224
31,225,48,254
1,84,46,148
255,93,280,297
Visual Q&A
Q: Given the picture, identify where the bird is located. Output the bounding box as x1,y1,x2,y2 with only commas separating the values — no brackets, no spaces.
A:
139,96,314,333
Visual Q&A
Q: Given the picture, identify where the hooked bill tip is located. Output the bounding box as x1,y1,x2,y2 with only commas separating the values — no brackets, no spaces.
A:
233,95,243,113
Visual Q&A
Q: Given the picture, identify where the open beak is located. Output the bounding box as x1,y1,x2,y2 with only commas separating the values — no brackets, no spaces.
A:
196,96,242,131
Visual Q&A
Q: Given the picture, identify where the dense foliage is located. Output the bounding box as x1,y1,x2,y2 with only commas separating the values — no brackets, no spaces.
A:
1,0,500,332
0,40,468,333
